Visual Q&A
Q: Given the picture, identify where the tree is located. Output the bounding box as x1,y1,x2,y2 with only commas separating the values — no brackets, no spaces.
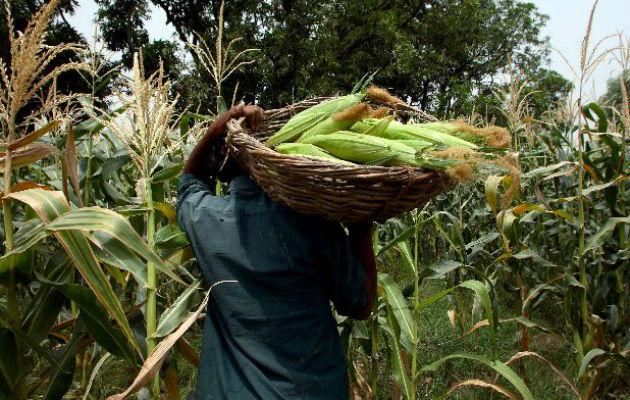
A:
95,0,150,68
0,0,90,120
466,67,573,126
92,0,552,117
599,70,630,109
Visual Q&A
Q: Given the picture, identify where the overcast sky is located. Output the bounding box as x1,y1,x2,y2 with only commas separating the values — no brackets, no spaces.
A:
67,0,630,101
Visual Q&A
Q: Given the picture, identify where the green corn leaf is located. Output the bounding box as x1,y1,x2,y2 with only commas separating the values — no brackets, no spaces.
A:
180,113,213,136
583,102,608,133
91,231,148,287
585,216,630,251
154,224,189,252
21,253,73,343
396,242,416,275
383,302,413,400
578,348,606,380
44,329,82,400
512,249,555,267
153,281,201,338
8,189,141,356
421,354,534,400
460,280,497,356
1,219,49,261
57,284,137,365
378,273,414,353
0,319,67,374
44,206,183,284
152,163,184,183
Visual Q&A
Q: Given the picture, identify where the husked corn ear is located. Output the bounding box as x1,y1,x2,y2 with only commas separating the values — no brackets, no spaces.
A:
297,103,370,143
266,94,364,146
275,143,353,164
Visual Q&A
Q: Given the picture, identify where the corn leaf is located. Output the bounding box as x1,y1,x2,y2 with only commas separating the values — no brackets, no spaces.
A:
383,302,413,400
378,273,414,353
8,189,141,356
44,330,81,400
9,120,61,150
578,348,606,380
90,231,148,287
421,354,534,400
153,281,201,338
56,284,137,365
585,216,630,252
0,143,60,169
44,206,184,284
445,379,520,399
152,163,183,183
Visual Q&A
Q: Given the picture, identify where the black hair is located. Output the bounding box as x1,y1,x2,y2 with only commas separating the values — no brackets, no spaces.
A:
207,135,246,183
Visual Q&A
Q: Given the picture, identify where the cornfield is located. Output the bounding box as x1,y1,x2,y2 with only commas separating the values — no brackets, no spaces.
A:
0,1,628,399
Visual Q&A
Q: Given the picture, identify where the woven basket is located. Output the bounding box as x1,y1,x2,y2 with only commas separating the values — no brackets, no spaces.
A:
226,97,454,223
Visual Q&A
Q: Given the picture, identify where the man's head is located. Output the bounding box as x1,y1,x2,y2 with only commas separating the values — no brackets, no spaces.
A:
207,135,246,183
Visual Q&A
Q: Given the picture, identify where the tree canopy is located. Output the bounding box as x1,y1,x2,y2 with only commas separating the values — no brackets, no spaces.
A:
1,0,571,119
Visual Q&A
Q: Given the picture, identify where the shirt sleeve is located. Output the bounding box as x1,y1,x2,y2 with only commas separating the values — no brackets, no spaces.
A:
176,173,215,235
325,224,367,317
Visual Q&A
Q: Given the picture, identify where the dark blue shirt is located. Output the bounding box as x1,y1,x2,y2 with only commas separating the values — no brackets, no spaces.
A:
176,173,366,399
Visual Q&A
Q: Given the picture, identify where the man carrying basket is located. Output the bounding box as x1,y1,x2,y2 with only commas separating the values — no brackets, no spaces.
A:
177,104,377,399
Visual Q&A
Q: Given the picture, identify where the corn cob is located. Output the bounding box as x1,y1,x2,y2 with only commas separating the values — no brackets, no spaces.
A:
302,131,457,169
266,94,364,146
389,120,478,148
275,143,353,164
399,121,511,148
296,103,370,143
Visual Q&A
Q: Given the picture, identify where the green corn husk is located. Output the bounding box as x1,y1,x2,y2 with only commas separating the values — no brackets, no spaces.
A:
416,122,458,134
411,121,511,148
275,143,353,164
266,93,365,146
351,118,392,135
302,131,457,169
363,115,395,137
397,139,435,151
297,103,370,143
353,118,478,148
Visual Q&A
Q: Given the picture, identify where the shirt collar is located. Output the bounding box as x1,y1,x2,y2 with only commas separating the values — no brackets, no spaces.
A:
228,174,261,194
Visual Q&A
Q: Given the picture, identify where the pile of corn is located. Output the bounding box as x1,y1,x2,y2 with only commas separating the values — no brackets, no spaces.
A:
265,87,513,182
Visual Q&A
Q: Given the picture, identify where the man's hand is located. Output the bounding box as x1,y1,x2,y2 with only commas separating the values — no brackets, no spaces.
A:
229,104,264,132
183,104,264,176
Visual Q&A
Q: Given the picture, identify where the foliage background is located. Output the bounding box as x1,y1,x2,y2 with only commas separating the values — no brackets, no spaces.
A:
0,1,628,399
